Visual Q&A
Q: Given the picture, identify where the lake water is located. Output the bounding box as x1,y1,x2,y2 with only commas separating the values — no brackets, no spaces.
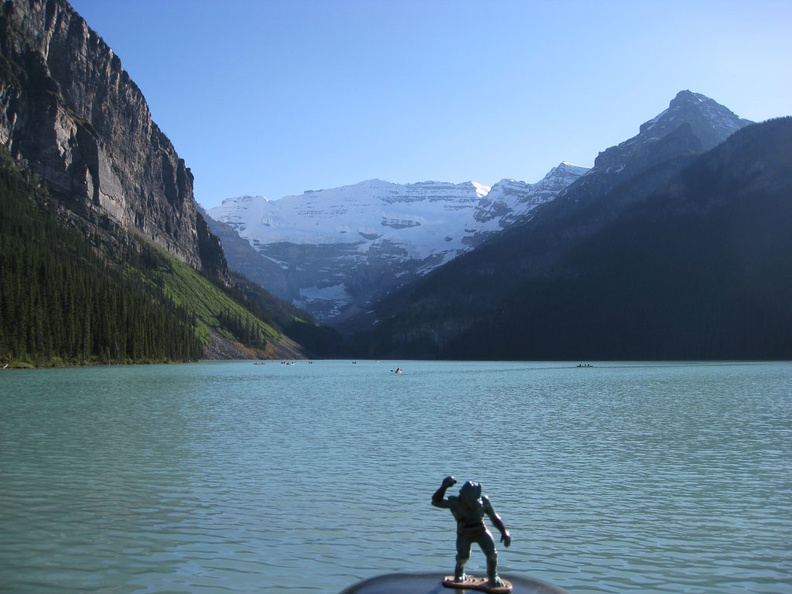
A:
1,361,790,593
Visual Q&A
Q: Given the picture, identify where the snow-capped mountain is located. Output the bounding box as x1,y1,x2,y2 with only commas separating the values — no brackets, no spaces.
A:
206,163,588,321
206,91,752,326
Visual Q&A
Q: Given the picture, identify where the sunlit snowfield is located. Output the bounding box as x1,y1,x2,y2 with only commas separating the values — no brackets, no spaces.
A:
1,360,790,593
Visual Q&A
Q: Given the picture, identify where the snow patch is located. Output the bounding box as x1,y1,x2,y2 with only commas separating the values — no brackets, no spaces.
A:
207,166,589,320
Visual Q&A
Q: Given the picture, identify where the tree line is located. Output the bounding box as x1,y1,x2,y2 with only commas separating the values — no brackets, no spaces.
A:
0,150,203,366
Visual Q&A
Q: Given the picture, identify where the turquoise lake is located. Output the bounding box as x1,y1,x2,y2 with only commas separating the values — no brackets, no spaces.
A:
1,360,790,593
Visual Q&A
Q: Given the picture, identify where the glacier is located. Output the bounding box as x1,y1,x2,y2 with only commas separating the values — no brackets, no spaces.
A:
206,163,588,321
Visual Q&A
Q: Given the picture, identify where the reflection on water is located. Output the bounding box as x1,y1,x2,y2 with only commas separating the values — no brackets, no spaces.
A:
1,361,790,593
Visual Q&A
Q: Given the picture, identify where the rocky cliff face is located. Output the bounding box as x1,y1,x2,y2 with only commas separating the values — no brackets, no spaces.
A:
0,0,227,279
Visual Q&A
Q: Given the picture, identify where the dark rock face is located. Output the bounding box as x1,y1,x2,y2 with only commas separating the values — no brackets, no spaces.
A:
0,0,227,280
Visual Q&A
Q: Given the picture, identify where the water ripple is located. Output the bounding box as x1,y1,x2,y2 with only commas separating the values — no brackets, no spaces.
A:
1,361,790,593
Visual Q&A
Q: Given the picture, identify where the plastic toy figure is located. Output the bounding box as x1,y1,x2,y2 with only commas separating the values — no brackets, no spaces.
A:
432,476,512,592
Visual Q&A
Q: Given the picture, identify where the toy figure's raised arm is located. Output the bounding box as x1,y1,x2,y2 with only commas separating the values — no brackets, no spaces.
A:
431,475,457,508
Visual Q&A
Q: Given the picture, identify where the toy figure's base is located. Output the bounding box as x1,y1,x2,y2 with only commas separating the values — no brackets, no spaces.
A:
340,572,569,594
443,575,512,593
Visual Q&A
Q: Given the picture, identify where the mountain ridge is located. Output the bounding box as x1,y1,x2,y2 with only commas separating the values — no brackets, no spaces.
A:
205,90,752,329
205,162,589,320
3,0,784,363
440,117,792,360
341,94,775,355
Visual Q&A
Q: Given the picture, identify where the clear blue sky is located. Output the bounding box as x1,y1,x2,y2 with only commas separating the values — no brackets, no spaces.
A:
68,0,791,209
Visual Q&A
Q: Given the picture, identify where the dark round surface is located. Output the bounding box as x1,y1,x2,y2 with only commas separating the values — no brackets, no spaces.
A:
339,572,569,594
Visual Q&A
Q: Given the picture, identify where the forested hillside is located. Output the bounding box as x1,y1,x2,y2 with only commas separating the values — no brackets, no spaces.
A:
0,150,331,367
0,151,194,365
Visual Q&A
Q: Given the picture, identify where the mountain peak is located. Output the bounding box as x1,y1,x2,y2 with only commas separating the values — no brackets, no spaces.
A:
559,160,588,169
639,90,752,143
587,91,753,177
552,161,590,176
670,89,710,106
471,181,492,197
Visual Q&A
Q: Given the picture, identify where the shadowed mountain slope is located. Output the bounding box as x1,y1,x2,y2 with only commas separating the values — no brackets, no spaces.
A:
354,116,791,360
